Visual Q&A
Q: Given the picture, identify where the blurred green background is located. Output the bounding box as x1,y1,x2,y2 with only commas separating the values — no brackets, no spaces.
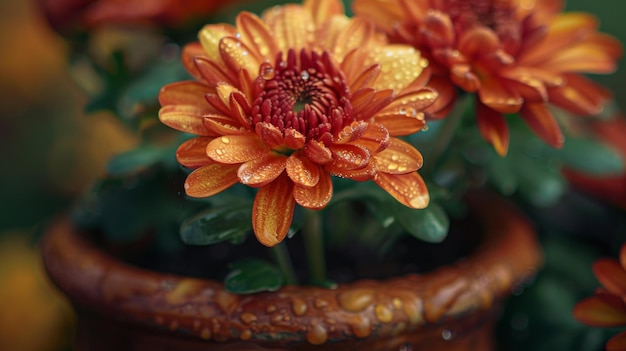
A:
0,0,624,350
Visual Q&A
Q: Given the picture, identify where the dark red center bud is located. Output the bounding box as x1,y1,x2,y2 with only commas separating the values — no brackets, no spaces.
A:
447,0,520,51
251,49,353,145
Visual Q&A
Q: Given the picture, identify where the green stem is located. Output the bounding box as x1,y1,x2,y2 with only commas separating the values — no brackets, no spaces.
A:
271,242,298,285
303,209,326,283
422,96,471,176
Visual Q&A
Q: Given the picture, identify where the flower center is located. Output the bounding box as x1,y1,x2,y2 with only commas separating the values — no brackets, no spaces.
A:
447,0,520,47
251,49,353,145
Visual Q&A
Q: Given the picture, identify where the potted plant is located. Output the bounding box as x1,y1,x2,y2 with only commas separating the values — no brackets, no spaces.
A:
40,0,623,350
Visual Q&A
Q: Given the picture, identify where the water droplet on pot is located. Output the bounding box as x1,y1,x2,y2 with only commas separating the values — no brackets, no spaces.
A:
338,289,375,312
442,329,454,341
306,321,328,345
240,312,257,324
375,304,393,323
292,298,308,316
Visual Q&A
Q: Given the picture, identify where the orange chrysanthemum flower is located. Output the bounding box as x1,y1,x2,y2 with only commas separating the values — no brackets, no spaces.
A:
159,0,437,247
574,244,626,351
353,0,622,155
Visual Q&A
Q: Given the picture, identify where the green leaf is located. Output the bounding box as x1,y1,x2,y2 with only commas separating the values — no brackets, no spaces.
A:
180,202,252,245
557,137,624,176
107,146,167,176
487,154,518,195
516,163,566,207
395,202,450,243
224,259,285,294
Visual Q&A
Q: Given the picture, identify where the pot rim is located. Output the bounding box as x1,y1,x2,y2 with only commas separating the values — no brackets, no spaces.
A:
41,192,541,346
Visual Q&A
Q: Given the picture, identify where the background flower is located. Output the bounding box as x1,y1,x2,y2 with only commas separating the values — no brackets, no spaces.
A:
353,0,622,155
574,244,626,351
159,0,437,246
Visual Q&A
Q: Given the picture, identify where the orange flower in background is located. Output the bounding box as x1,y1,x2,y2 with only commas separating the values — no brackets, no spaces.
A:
353,0,622,155
574,244,626,351
38,0,247,32
159,0,437,247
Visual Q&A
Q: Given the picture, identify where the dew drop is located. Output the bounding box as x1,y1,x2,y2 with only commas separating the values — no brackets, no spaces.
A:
338,289,375,312
240,312,257,324
375,304,393,323
306,321,328,345
301,70,310,81
442,329,454,341
240,329,252,340
220,136,230,144
292,298,308,316
260,63,275,80
421,124,429,132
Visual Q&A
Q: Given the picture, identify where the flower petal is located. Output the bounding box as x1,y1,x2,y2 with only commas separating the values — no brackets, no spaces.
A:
284,129,306,150
255,122,284,148
304,0,344,26
549,74,611,116
199,23,238,62
374,171,429,209
262,4,313,52
420,10,455,48
159,81,213,107
286,152,320,188
574,296,626,327
304,140,333,164
184,164,239,198
358,123,390,153
238,153,287,187
294,170,333,209
181,43,207,81
374,137,423,174
219,37,260,81
337,121,368,143
476,102,510,156
252,174,295,247
458,27,501,60
207,134,268,164
607,330,626,351
194,56,237,87
352,0,403,34
594,258,626,295
479,75,523,114
176,137,214,168
372,111,426,136
203,115,249,136
520,103,564,148
326,162,375,181
158,105,213,136
237,11,279,60
329,144,371,170
369,45,428,92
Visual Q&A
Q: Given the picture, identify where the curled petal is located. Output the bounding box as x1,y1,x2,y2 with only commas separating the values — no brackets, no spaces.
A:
238,153,287,187
479,76,523,114
329,144,371,170
380,88,438,118
450,64,481,92
294,171,333,209
374,171,429,209
181,43,207,81
358,123,390,153
184,164,239,198
203,115,249,136
286,152,320,188
252,174,295,247
194,56,237,88
520,103,564,148
476,102,510,156
159,105,213,136
574,296,626,327
337,121,368,143
374,138,423,174
199,24,238,62
176,137,214,168
284,129,306,150
207,134,268,164
304,140,333,164
594,259,626,295
255,122,284,148
159,81,213,107
326,162,375,181
458,27,501,60
372,111,426,136
424,76,458,118
421,10,455,48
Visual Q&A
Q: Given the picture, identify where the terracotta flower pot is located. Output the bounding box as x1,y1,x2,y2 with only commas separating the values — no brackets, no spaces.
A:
42,194,541,351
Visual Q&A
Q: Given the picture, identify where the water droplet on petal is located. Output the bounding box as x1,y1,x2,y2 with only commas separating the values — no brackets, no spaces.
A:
442,329,454,341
